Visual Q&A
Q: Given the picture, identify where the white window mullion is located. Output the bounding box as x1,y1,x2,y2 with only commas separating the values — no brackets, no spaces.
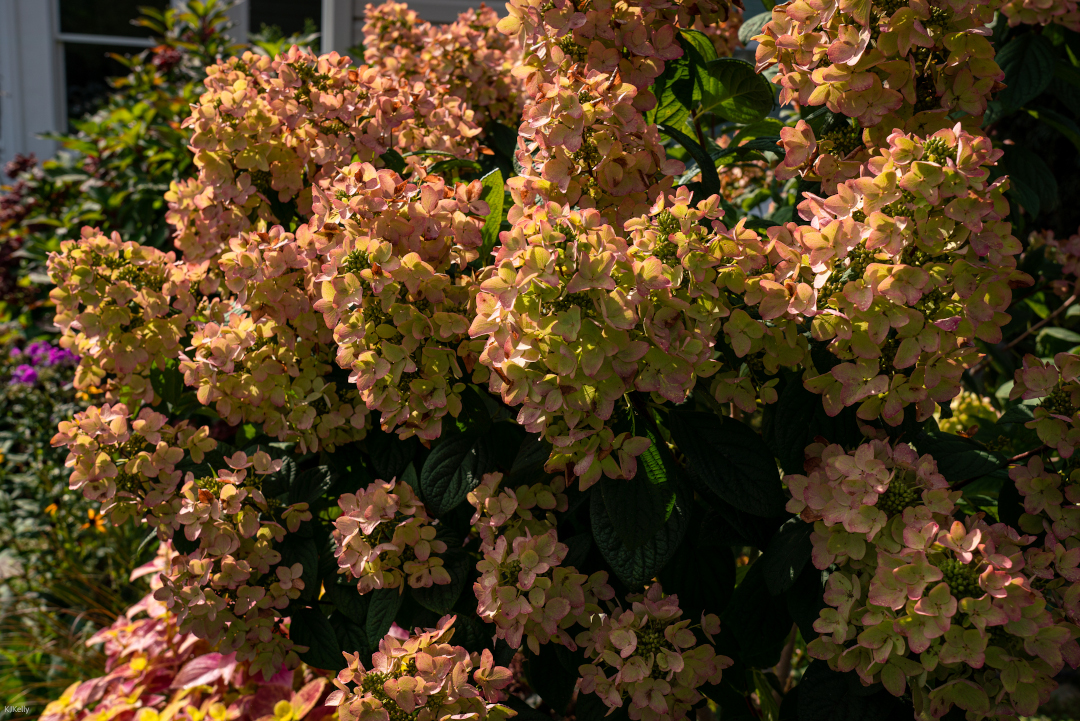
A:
322,0,353,55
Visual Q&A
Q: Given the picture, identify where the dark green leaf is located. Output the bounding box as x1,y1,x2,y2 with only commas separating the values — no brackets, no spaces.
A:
668,410,787,517
914,431,1004,484
365,587,404,644
576,693,629,721
524,645,577,714
996,32,1055,112
648,35,696,130
658,511,736,618
150,360,184,407
291,608,345,671
330,611,372,658
996,402,1036,425
288,465,335,505
324,577,370,621
660,123,720,196
762,518,814,595
765,376,864,474
420,429,492,516
599,426,676,550
429,158,484,175
412,548,471,614
796,662,912,721
479,169,505,262
738,12,772,46
380,149,408,174
1028,106,1080,153
787,564,828,642
719,561,792,667
1003,145,1058,218
368,428,419,482
509,434,553,486
701,58,774,124
591,480,688,587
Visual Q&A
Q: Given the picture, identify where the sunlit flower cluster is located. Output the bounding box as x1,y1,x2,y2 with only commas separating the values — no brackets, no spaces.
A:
308,162,490,439
151,449,322,680
577,583,732,721
754,0,1004,129
50,402,214,523
468,472,613,651
167,45,481,262
333,478,451,593
766,124,1030,426
790,440,1080,718
363,2,525,128
498,0,734,224
48,228,207,404
471,188,774,485
326,615,515,721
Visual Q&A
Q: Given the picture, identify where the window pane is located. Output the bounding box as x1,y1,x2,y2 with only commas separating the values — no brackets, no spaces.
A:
64,43,137,122
59,0,168,38
250,0,322,37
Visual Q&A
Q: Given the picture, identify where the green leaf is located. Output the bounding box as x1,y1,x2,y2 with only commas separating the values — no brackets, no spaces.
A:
914,431,1004,484
1027,106,1080,153
1002,145,1058,218
738,12,773,46
719,561,792,668
429,158,484,175
508,434,554,486
996,402,1036,425
996,32,1055,112
365,587,403,645
591,479,688,588
648,37,696,130
420,430,491,516
660,123,720,196
681,28,719,106
658,511,736,619
796,662,912,721
150,360,184,407
524,645,580,714
288,465,335,505
330,611,371,658
478,168,505,262
324,577,370,621
291,608,345,671
367,428,419,481
700,58,775,124
412,548,470,614
787,564,828,642
599,425,677,550
762,518,814,595
380,149,408,174
667,410,787,517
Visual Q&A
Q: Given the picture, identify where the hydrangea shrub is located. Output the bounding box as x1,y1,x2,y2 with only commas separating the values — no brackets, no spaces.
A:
44,0,1080,719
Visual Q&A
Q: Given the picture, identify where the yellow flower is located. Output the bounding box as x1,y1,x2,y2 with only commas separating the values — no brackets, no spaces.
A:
80,508,107,532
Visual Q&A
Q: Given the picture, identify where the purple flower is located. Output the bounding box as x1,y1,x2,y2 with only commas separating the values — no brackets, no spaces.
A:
10,364,38,385
24,340,49,365
46,346,78,367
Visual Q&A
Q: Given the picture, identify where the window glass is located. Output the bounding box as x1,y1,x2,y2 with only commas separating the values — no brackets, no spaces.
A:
64,43,137,122
249,0,322,37
59,0,168,38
